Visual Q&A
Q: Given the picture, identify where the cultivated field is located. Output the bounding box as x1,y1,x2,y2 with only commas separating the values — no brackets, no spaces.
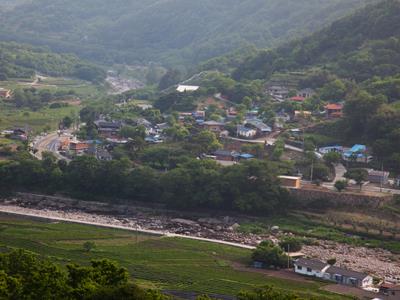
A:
0,214,350,299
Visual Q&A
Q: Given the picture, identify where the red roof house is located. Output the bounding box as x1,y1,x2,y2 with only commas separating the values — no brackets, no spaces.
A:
290,96,306,102
325,103,343,118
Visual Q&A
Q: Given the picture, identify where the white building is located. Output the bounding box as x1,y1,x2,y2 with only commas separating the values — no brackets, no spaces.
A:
294,258,329,277
237,126,257,138
297,88,315,99
176,85,200,93
294,258,373,288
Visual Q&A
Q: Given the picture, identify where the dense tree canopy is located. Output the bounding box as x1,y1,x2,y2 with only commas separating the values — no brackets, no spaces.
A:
0,153,290,215
0,249,168,300
233,0,400,82
0,0,369,66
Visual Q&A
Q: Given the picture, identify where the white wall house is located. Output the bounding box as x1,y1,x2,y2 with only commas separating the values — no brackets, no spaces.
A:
237,126,257,138
294,258,373,288
294,258,329,277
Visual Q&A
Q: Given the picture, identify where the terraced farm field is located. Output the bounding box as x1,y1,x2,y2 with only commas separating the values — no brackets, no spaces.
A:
0,213,351,299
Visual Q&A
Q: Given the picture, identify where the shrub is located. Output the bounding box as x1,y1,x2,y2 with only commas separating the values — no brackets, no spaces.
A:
279,237,303,252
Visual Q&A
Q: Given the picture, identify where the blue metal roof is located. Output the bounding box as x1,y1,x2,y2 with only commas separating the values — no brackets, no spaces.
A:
240,153,255,159
350,144,366,152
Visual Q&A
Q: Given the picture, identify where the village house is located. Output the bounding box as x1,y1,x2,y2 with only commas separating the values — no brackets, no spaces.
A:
294,258,373,288
294,110,312,120
155,123,170,134
136,103,153,110
245,119,272,137
0,88,12,99
69,141,90,156
267,85,289,101
323,265,373,288
246,109,259,120
294,258,329,277
136,118,156,135
193,110,206,120
202,121,225,133
10,128,28,141
325,103,344,118
237,153,255,161
96,149,113,161
58,138,71,151
368,170,390,185
275,111,291,129
297,88,315,99
226,107,238,120
343,144,369,162
213,150,236,161
290,96,305,102
379,283,399,299
145,135,163,144
318,145,343,155
94,120,123,138
237,125,257,139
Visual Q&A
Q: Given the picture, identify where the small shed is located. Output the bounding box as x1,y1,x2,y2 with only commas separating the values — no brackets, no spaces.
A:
368,170,390,185
279,176,301,189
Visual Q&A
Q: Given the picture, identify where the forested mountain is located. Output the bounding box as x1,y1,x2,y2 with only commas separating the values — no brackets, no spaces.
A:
228,0,400,172
0,42,106,82
234,0,400,81
0,0,372,66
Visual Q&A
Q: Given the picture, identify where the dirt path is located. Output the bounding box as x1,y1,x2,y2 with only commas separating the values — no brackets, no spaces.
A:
231,262,312,283
322,284,376,299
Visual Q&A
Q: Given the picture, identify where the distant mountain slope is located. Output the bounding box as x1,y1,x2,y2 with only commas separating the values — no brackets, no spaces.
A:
233,0,400,81
0,42,105,82
0,0,372,66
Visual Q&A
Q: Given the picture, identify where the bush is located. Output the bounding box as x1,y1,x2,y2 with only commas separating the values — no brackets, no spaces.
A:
252,241,289,269
327,258,336,265
334,180,348,192
279,237,303,252
83,241,96,252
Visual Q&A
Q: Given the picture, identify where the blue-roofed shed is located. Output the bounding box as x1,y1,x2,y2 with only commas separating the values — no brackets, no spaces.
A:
240,153,255,160
344,144,367,158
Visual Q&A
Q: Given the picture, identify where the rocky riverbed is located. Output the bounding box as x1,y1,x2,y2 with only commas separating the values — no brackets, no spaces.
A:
0,199,399,282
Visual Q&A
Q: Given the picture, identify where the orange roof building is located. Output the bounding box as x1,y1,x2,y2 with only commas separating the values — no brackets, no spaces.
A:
325,103,343,118
290,96,306,102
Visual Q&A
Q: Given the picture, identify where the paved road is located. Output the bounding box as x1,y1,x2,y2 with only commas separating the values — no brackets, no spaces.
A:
32,132,70,161
0,206,256,250
224,136,276,145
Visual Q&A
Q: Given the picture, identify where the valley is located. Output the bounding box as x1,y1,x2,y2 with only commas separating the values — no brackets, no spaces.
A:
0,1,399,299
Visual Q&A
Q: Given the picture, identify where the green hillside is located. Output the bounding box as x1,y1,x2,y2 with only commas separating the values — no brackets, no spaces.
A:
0,42,105,82
228,0,400,173
233,0,400,81
0,0,373,66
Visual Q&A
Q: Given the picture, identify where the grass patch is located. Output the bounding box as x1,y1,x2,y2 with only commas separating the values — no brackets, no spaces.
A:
255,213,400,253
0,104,80,133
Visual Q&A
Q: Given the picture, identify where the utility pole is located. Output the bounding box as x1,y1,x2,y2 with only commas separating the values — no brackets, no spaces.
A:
310,159,314,183
287,243,290,269
380,161,384,193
